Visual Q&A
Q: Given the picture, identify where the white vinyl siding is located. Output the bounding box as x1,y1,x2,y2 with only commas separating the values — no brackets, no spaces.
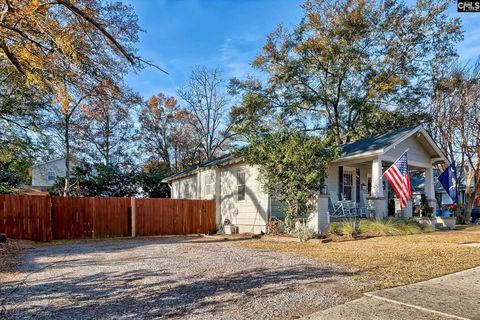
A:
171,175,197,199
385,136,431,164
31,158,68,187
220,164,269,234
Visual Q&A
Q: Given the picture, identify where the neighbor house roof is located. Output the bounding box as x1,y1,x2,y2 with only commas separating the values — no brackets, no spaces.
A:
32,156,66,168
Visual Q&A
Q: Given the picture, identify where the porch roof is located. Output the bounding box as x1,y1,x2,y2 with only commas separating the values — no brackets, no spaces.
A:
339,126,417,158
337,124,448,165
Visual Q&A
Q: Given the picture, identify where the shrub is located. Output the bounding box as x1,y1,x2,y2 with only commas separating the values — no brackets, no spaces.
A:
395,219,423,235
340,219,358,237
421,224,435,233
327,222,342,235
294,224,317,242
267,217,285,235
359,218,401,236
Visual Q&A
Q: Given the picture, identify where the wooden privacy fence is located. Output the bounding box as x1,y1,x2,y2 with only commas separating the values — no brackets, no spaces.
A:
0,195,52,242
135,199,216,236
52,197,131,240
0,195,216,241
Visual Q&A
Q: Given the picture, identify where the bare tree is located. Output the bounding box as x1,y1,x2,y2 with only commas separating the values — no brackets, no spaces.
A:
177,67,233,161
430,62,480,223
78,80,140,168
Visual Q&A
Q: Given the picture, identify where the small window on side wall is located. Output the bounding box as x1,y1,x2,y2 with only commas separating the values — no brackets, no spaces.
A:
47,171,56,181
205,174,214,196
237,170,245,201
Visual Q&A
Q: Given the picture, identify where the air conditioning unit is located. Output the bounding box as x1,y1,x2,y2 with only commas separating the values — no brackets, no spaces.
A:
224,224,239,235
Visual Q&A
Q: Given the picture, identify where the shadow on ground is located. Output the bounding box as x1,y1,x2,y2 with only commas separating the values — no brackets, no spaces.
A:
0,237,362,319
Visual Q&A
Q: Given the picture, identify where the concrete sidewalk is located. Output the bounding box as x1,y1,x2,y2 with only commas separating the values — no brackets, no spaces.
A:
304,267,480,320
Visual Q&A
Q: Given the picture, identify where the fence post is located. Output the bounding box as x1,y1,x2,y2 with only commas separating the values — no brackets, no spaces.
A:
131,197,136,237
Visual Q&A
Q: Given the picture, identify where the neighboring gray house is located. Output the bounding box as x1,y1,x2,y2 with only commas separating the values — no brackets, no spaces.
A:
163,125,448,234
31,157,67,188
435,173,469,206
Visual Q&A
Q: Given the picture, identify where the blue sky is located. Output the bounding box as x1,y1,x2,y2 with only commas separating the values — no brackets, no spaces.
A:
124,0,480,99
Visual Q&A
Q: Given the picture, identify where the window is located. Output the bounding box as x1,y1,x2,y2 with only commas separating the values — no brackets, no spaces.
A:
205,174,214,196
237,170,245,201
343,171,353,200
47,171,56,181
184,183,190,199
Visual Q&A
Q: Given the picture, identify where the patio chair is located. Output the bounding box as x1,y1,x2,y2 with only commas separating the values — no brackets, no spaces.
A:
342,201,360,217
361,193,376,219
329,193,345,217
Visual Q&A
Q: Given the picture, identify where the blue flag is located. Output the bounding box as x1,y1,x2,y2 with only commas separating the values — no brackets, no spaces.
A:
438,162,458,203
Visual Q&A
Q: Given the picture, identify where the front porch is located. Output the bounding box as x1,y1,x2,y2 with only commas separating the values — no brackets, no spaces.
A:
307,125,448,233
326,155,438,220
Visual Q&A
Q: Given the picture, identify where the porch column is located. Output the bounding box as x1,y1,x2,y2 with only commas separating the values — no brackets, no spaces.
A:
308,193,330,233
425,167,437,213
368,157,386,220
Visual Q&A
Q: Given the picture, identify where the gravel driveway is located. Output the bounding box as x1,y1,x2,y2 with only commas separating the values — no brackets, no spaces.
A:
0,237,362,319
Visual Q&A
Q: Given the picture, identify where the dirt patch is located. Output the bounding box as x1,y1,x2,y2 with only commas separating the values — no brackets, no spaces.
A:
0,240,24,282
0,237,364,319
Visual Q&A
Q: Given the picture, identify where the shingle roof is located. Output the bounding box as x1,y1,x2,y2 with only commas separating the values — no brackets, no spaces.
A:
162,153,238,182
339,125,419,158
163,125,424,183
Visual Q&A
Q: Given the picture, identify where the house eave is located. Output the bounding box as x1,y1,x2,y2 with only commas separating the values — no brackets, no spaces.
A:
161,156,245,183
332,150,384,163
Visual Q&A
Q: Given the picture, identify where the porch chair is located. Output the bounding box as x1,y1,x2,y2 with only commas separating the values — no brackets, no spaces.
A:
342,201,360,217
360,193,376,219
329,193,345,217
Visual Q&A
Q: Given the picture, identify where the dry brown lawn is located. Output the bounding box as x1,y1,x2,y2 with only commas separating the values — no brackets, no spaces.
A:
239,229,480,291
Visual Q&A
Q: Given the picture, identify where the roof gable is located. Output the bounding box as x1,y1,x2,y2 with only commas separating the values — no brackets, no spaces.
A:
338,125,447,164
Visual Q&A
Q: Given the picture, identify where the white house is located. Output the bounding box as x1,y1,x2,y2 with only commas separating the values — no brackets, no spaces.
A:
31,157,67,188
162,125,448,234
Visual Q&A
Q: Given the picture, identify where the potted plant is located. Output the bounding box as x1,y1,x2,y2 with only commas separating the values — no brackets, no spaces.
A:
419,194,428,217
447,204,457,218
426,206,434,218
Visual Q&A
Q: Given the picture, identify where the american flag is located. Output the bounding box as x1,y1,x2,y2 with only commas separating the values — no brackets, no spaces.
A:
383,152,412,208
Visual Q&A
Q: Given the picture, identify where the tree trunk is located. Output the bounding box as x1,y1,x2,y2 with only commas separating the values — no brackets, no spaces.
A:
63,115,70,197
463,194,474,224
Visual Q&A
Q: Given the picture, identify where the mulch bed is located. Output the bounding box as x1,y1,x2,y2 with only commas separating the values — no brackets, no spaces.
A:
0,240,23,282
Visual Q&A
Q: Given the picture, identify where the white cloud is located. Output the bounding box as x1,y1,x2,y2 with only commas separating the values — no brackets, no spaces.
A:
219,35,262,79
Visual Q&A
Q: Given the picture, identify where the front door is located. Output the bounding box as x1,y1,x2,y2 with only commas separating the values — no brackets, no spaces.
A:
387,180,396,216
